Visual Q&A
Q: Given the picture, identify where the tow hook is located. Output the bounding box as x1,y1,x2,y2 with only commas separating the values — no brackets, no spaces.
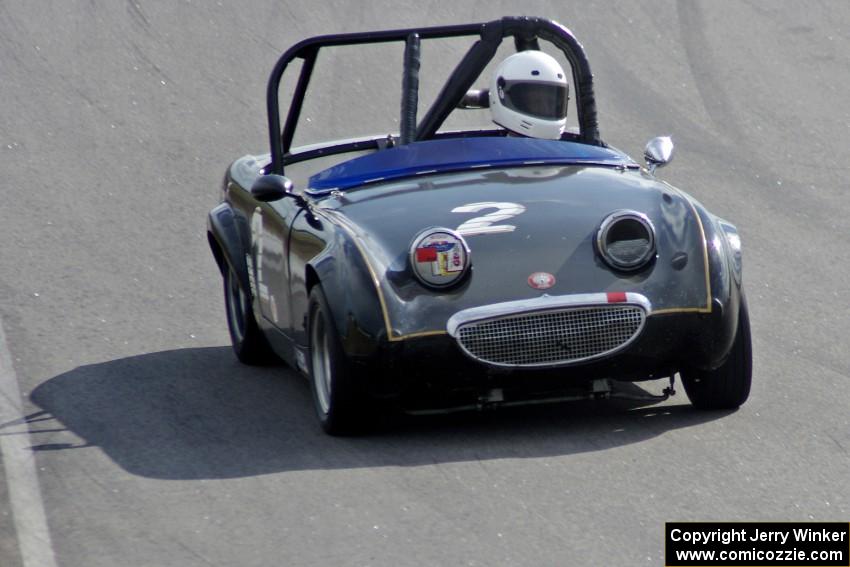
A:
592,378,612,399
476,388,505,410
662,374,676,397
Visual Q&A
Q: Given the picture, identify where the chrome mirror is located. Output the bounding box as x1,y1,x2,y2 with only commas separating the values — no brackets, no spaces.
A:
644,136,674,174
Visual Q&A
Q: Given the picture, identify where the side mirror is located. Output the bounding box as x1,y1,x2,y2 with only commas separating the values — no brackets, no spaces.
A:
251,174,293,203
458,89,490,109
644,136,674,174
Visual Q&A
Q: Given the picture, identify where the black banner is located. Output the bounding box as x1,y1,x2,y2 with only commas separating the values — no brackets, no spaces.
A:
666,522,850,566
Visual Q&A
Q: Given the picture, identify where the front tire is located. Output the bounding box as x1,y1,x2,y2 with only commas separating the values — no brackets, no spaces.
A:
681,297,752,409
224,264,276,365
308,285,369,435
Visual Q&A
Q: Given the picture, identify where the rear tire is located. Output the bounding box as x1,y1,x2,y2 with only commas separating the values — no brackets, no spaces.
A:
681,297,752,409
224,264,276,365
308,285,369,435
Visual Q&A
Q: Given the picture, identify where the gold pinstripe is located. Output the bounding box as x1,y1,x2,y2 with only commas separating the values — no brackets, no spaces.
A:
652,307,709,315
395,330,448,339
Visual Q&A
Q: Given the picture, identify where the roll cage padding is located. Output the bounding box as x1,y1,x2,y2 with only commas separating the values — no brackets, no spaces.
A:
400,33,421,145
265,16,601,175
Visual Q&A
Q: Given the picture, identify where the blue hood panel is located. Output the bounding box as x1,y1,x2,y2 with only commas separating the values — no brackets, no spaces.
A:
308,137,635,192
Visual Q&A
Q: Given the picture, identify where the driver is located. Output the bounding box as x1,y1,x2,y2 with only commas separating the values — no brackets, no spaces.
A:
489,50,569,140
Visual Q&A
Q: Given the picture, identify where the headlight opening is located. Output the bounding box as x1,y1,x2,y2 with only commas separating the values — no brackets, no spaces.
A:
597,211,656,271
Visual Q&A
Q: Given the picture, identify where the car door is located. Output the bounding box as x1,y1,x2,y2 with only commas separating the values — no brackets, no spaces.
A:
251,197,302,333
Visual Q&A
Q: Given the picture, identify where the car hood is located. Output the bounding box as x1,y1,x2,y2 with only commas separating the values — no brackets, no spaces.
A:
315,164,710,338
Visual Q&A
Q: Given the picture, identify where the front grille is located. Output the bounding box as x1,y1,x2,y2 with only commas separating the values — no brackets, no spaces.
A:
455,305,645,367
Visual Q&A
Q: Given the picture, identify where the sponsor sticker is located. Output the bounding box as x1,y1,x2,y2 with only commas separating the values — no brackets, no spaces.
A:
415,247,437,262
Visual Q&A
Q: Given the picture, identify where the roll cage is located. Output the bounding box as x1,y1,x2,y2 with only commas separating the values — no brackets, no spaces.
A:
265,16,603,176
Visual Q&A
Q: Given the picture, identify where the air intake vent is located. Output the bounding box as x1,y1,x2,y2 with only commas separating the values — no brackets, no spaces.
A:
455,305,645,367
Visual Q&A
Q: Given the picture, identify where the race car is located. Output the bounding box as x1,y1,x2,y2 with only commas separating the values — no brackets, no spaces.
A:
207,17,751,434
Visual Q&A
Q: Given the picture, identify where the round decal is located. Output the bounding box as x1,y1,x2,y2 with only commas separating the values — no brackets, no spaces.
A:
528,272,556,290
410,228,470,288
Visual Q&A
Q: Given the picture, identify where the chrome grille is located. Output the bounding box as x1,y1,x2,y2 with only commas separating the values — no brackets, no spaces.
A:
455,305,645,367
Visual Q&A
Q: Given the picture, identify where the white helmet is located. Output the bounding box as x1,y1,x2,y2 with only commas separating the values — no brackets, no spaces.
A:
489,51,569,140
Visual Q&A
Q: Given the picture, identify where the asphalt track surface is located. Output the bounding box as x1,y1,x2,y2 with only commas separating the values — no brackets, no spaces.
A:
2,1,850,566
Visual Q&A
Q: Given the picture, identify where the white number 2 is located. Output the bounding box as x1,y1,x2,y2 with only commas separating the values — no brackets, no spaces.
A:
452,201,526,236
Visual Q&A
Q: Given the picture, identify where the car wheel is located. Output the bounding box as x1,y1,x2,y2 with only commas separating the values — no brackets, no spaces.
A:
308,285,368,435
224,264,276,365
681,296,752,409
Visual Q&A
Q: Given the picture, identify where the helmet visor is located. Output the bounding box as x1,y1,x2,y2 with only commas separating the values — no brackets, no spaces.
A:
502,81,568,120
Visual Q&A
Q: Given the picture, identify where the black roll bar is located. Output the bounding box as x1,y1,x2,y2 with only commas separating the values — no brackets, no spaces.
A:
264,17,601,175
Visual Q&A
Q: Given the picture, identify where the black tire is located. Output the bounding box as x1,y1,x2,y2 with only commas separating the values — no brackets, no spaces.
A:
681,296,752,409
223,264,276,365
307,285,369,435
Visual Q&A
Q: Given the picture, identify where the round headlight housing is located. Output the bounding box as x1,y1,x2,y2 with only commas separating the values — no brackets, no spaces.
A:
410,227,471,288
596,210,656,271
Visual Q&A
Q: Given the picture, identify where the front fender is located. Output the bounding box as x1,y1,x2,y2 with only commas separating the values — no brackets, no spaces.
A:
207,202,250,294
691,201,744,368
289,211,388,359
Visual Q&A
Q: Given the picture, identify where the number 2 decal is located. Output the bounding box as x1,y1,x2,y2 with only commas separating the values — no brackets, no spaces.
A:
452,201,526,236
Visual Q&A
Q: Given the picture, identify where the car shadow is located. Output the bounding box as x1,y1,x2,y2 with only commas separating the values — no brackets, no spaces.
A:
25,347,731,479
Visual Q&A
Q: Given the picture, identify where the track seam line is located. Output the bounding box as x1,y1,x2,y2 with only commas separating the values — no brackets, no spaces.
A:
0,318,58,567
